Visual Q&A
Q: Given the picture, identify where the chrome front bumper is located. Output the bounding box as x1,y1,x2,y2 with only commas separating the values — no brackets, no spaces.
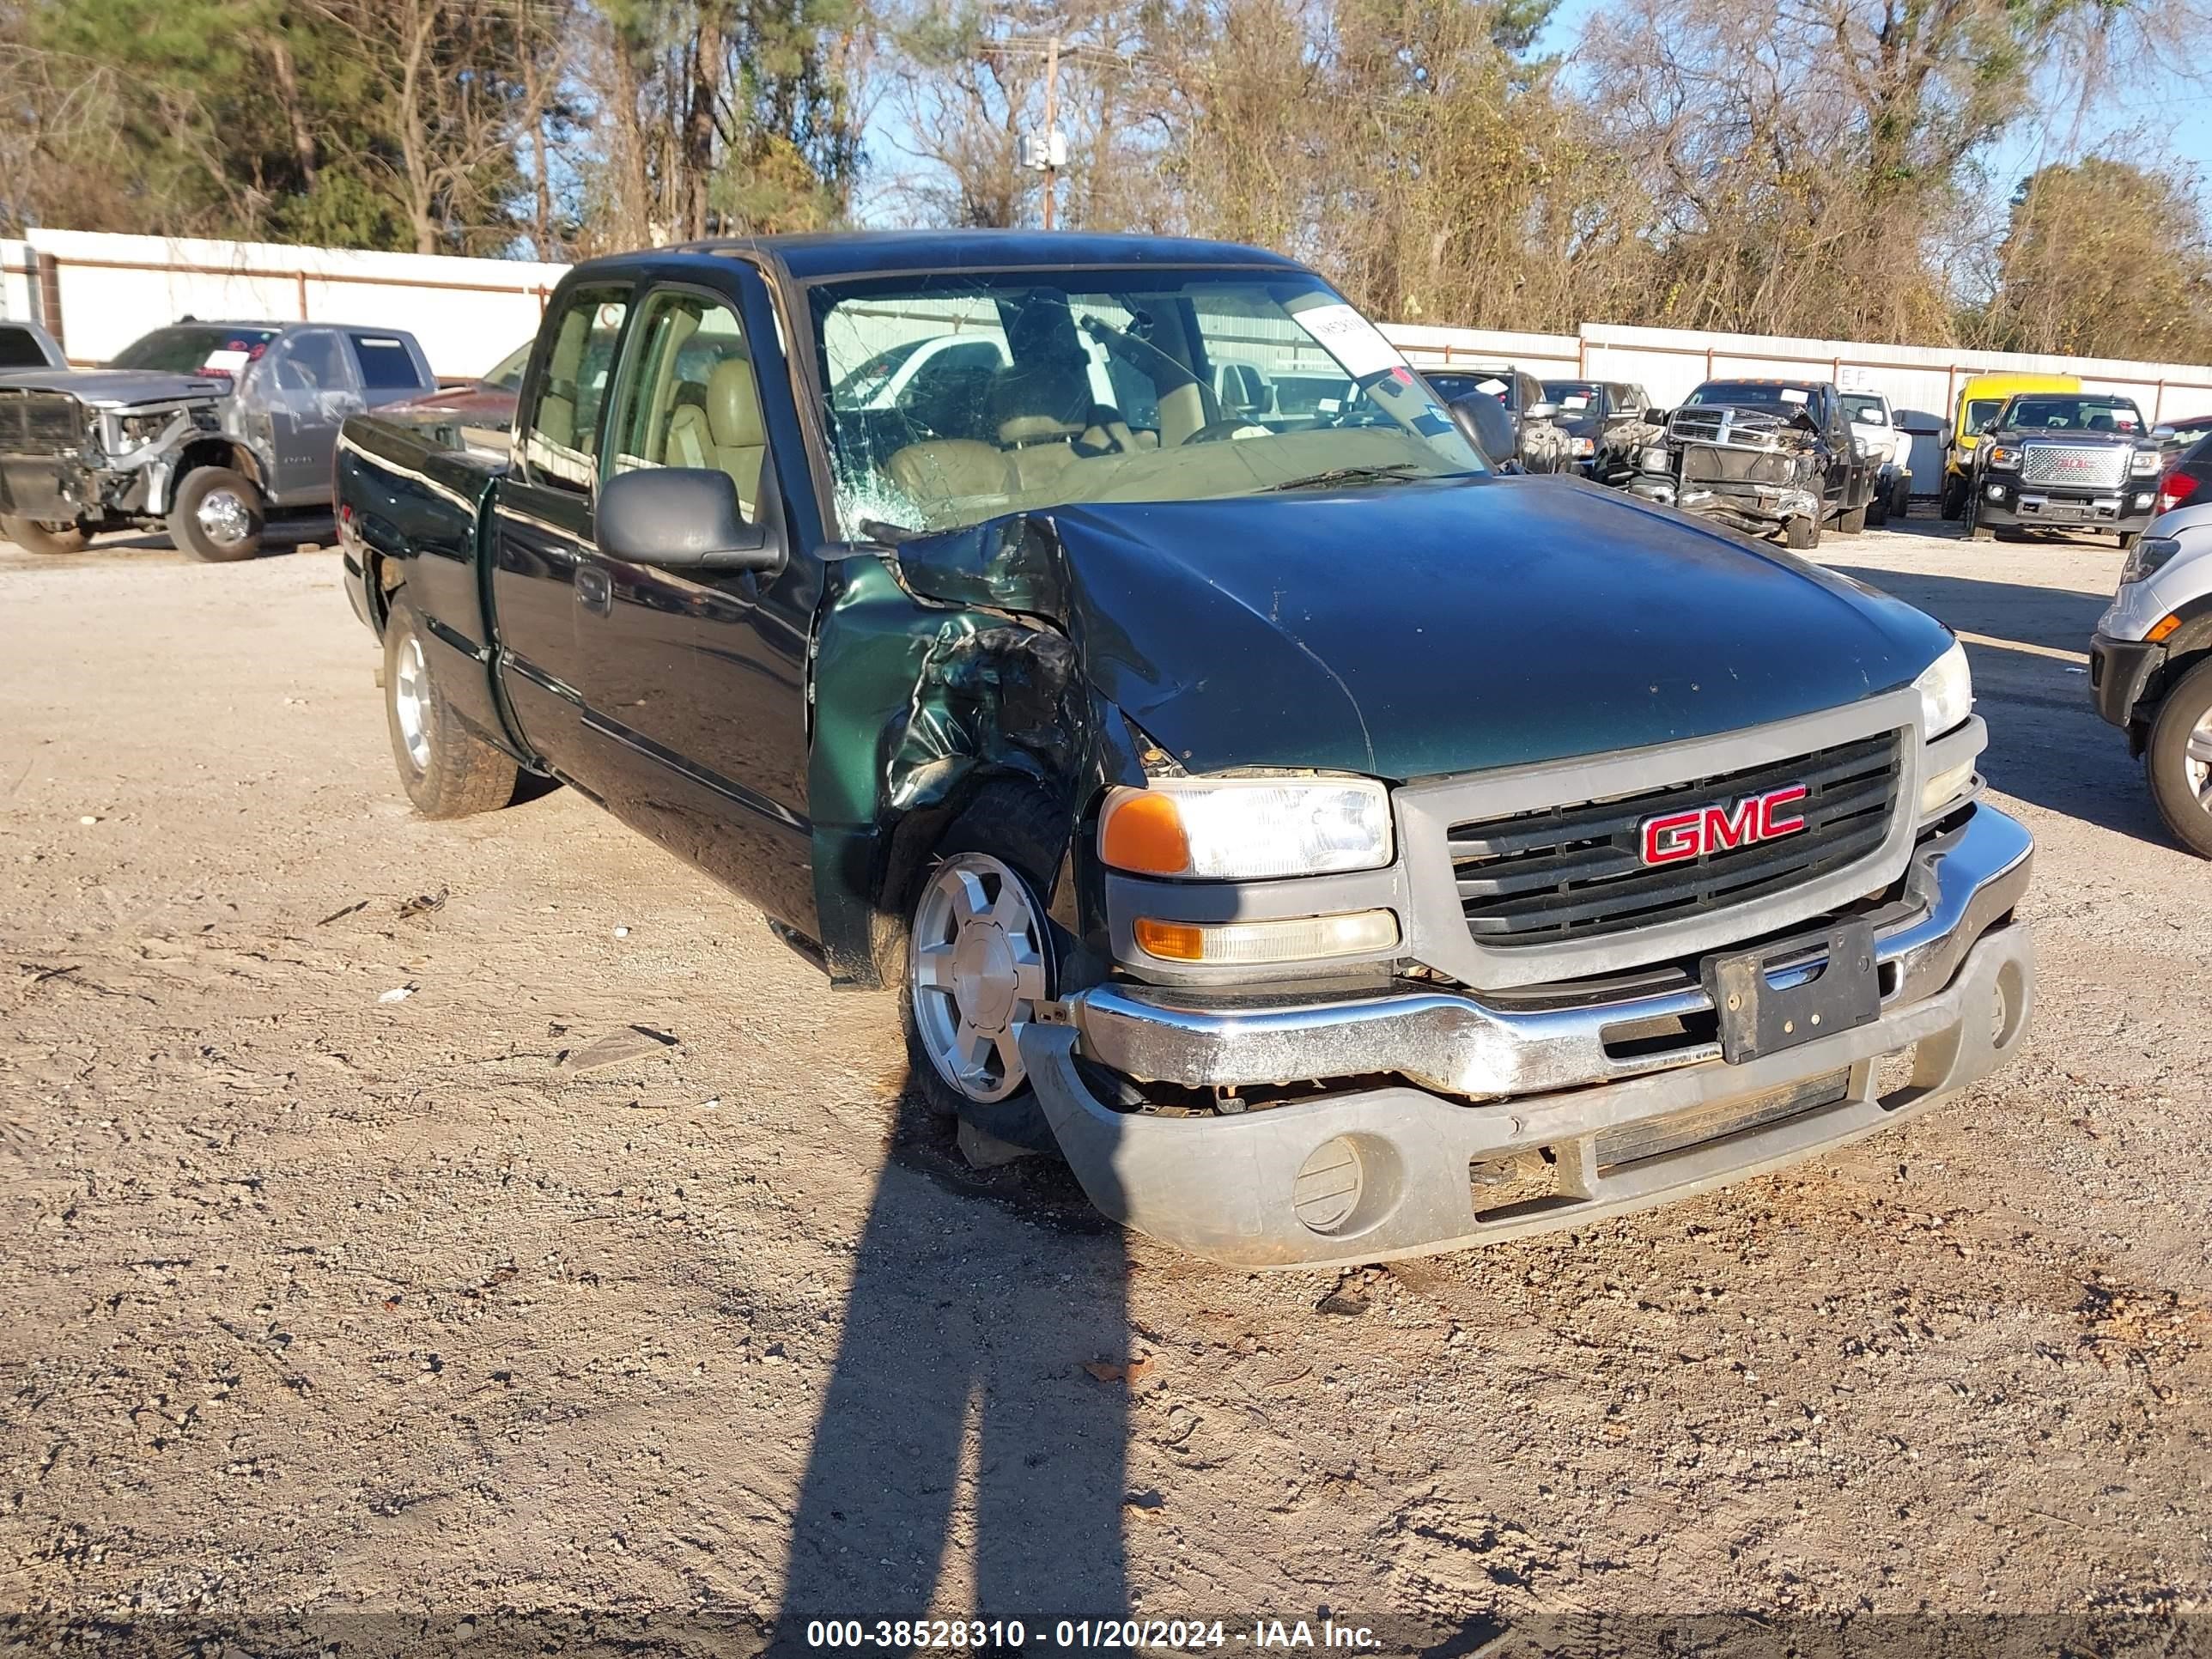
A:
1022,803,2035,1268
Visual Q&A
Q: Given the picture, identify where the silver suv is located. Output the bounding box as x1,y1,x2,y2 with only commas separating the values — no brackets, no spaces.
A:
2091,500,2212,855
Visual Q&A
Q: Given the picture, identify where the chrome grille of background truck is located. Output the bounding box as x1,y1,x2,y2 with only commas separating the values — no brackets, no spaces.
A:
1448,730,1903,948
2019,443,2128,489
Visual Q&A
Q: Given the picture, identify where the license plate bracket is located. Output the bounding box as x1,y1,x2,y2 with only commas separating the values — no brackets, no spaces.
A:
1700,920,1881,1064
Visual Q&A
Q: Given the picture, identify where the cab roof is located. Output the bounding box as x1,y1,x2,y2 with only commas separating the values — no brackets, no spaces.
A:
617,229,1312,282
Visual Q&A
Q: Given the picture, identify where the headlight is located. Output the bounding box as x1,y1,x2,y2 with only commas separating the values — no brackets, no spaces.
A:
2132,450,2161,476
1572,436,1595,457
2122,535,2183,586
1985,445,2020,471
1914,641,1972,738
1639,446,1669,471
1098,777,1393,880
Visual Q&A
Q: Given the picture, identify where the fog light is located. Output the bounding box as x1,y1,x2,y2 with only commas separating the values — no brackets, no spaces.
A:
1984,483,2004,501
1920,757,1974,817
1131,908,1399,965
2133,493,2154,509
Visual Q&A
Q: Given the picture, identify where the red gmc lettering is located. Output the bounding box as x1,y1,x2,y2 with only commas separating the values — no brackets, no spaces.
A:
1639,784,1808,866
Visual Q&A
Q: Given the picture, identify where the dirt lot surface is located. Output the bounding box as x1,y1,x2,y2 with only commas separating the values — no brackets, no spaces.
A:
3,514,2209,1653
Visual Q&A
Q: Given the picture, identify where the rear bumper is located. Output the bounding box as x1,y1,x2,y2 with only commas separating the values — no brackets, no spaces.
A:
1024,805,2034,1269
2089,631,2166,728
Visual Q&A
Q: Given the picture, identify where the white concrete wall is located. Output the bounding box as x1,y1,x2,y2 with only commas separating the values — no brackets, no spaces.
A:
23,229,562,378
1,241,34,325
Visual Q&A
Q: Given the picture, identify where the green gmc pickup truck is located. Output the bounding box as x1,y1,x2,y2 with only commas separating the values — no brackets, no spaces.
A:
337,231,2035,1267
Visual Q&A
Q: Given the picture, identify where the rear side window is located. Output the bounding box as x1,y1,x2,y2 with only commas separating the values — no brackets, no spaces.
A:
0,326,47,368
349,334,422,391
519,286,630,495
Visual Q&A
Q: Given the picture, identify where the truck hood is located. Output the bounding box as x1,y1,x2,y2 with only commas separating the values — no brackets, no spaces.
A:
0,368,228,409
897,477,1953,780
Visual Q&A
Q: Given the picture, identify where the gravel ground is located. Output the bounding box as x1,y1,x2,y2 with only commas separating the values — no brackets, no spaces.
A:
2,513,2208,1654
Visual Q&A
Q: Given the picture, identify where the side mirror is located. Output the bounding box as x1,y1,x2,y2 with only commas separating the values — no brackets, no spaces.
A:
1644,407,1670,425
1524,401,1559,422
595,467,781,572
1446,391,1518,469
2154,424,2178,442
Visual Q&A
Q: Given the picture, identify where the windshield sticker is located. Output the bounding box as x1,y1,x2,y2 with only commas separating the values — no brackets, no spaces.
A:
1779,387,1809,404
1562,395,1589,410
201,349,251,374
1475,378,1509,396
1317,397,1341,413
1410,408,1453,437
1292,302,1405,380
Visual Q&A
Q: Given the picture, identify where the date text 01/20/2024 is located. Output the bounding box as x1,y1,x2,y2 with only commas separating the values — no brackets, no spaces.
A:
801,1620,1381,1650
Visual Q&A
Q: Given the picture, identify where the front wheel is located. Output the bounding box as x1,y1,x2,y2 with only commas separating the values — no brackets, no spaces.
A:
1,516,89,556
1941,475,1966,520
168,467,264,562
1838,502,1868,535
384,594,520,818
1784,515,1820,550
2145,657,2212,859
899,782,1067,1147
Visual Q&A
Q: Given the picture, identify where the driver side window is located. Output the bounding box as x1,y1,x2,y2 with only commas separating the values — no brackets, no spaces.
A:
271,330,347,395
520,286,629,496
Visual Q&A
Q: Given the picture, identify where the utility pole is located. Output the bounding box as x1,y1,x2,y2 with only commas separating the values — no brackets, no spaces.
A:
1040,34,1061,231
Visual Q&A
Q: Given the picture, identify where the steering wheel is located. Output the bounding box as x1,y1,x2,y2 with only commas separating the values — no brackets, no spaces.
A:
1180,419,1269,446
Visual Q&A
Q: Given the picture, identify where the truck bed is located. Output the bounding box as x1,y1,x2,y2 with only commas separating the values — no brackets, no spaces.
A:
337,412,515,753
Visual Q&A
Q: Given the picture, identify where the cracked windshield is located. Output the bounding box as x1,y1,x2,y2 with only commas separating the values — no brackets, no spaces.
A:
811,270,1486,536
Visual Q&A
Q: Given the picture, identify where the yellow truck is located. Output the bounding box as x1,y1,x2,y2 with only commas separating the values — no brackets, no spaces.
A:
1942,372,2081,520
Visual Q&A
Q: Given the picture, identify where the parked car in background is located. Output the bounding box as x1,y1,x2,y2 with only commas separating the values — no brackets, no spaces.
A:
0,319,434,560
0,319,67,376
335,230,2030,1266
1840,391,1913,526
1942,372,2080,520
1964,391,2161,548
2090,501,2212,855
1540,379,1661,483
2154,430,2212,518
1422,366,1573,473
1630,379,1875,547
380,339,532,459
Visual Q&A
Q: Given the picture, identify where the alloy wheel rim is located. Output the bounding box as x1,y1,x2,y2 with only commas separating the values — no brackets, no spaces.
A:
196,489,252,547
2187,707,2212,807
908,853,1049,1103
392,632,432,773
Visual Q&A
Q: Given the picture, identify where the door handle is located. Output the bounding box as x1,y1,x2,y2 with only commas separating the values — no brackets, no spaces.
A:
576,566,612,617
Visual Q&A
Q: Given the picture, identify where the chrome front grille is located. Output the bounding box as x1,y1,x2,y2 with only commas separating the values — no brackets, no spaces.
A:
1448,731,1904,949
2019,443,2127,489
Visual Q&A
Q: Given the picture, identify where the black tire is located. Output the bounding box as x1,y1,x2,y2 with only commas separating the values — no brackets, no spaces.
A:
0,515,89,555
2145,657,2212,859
1867,485,1888,528
1892,475,1912,521
2118,532,2140,552
1784,515,1820,550
1965,488,1992,541
1941,475,1966,520
383,592,520,819
167,466,264,562
896,781,1068,1148
1838,502,1869,535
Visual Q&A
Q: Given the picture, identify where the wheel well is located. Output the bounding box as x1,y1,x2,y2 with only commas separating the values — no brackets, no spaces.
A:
173,438,262,495
2128,598,2212,749
867,770,1073,984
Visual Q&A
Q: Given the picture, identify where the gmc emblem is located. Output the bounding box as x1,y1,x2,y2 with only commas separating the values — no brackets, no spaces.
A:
1640,784,1809,866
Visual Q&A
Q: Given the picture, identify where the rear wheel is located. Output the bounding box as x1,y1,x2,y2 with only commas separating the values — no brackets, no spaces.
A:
899,782,1067,1148
167,466,264,562
1941,474,1966,520
1,516,88,556
1867,484,1889,527
384,593,520,818
1784,515,1820,550
1892,474,1912,521
2145,658,2212,859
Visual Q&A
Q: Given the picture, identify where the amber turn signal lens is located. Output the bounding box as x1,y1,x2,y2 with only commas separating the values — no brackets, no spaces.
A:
1099,791,1191,876
2148,613,2183,644
1131,918,1206,960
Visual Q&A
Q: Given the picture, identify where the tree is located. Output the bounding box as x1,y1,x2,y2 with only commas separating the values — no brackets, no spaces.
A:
1978,157,2212,361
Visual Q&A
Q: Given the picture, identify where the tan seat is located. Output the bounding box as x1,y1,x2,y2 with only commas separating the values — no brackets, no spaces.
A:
885,439,1014,504
666,357,767,516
